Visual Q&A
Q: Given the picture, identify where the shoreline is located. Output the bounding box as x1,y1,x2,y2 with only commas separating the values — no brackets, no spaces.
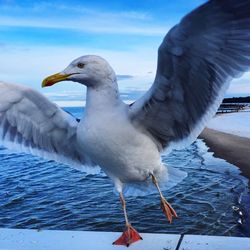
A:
199,128,250,184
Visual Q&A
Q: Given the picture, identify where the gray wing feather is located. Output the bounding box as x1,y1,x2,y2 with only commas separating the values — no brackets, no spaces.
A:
0,82,95,171
129,0,250,151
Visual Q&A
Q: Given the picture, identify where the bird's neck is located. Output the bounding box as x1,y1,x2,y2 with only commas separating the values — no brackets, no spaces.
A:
85,79,123,115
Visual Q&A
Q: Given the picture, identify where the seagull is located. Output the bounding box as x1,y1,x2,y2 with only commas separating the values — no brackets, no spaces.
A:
1,0,250,247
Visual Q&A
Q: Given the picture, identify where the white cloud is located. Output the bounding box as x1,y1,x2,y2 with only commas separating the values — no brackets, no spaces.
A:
0,1,167,94
1,44,250,98
1,2,151,21
0,2,169,36
0,16,167,36
227,73,250,96
0,44,157,92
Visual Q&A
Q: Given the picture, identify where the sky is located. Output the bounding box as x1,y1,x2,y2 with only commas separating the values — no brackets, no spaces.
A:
0,0,250,106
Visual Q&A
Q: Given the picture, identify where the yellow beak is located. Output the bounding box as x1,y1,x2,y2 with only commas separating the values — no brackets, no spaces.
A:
42,73,72,88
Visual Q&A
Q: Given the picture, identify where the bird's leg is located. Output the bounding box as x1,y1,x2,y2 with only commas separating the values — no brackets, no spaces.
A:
151,174,177,223
112,192,142,247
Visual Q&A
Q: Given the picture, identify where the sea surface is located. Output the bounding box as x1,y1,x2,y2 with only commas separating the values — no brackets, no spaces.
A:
0,107,249,237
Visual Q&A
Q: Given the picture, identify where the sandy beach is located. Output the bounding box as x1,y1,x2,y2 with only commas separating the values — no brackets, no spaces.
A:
199,128,250,182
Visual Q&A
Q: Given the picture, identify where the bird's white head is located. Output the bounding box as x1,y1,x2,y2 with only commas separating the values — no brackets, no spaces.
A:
42,55,116,88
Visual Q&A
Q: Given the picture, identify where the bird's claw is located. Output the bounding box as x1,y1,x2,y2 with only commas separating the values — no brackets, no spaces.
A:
112,224,142,247
161,197,177,223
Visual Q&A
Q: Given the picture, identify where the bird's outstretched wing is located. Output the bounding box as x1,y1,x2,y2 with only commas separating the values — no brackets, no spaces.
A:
129,0,250,151
0,82,95,171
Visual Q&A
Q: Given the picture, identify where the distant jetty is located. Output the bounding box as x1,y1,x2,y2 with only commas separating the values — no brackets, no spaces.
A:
217,103,246,114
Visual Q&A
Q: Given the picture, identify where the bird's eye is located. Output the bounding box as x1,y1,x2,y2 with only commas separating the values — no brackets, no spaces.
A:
77,63,85,69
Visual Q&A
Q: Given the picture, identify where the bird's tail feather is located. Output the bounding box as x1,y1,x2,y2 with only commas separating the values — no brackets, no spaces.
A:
120,165,187,197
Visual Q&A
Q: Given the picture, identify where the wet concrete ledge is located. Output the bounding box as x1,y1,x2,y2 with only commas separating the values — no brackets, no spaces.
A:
0,228,250,250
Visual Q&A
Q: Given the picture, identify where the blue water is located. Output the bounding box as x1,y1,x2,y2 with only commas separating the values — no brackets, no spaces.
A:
0,107,249,237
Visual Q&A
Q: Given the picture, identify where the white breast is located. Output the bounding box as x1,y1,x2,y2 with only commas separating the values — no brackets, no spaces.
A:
77,107,163,183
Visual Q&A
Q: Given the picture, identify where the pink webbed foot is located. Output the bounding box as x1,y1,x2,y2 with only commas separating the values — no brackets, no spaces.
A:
161,197,177,223
113,224,142,247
